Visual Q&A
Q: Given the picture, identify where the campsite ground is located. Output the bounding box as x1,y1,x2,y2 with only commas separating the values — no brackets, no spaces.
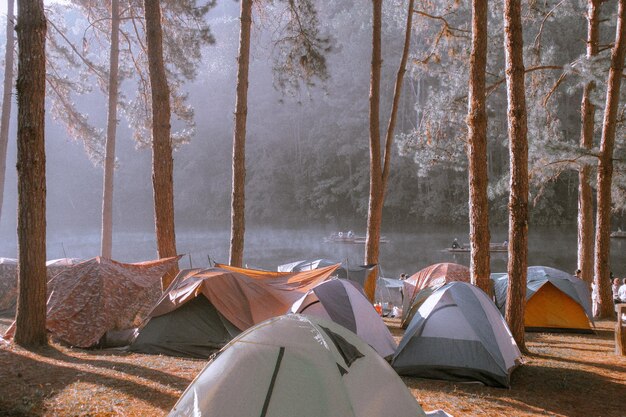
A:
0,314,625,417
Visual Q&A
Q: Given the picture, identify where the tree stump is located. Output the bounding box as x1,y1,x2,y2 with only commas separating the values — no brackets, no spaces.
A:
616,304,626,355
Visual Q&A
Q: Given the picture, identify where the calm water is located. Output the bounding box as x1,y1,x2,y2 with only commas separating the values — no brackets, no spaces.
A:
3,224,625,278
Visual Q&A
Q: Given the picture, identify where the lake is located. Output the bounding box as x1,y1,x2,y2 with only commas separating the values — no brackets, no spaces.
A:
3,224,624,278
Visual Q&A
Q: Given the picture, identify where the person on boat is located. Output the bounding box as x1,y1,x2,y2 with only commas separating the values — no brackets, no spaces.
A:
347,230,354,238
613,278,621,304
618,278,626,303
451,238,460,249
574,269,582,280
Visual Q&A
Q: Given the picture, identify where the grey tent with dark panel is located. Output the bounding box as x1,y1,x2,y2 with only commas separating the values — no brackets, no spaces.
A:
130,295,240,358
392,282,522,388
290,279,397,358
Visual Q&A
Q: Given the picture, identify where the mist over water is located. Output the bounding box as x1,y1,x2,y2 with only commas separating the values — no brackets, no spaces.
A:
1,224,624,279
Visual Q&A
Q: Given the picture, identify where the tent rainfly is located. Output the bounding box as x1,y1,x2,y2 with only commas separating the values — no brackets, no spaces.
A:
4,256,181,347
131,264,340,357
276,259,377,288
392,282,522,388
290,279,397,358
491,266,594,333
168,315,429,417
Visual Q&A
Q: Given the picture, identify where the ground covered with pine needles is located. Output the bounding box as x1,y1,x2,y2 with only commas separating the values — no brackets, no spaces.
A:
0,314,625,417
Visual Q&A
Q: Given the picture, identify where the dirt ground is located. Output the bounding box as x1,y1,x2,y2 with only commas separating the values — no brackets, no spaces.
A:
1,313,625,417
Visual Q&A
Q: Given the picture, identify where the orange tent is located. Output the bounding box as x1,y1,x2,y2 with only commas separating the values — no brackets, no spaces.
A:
150,264,340,331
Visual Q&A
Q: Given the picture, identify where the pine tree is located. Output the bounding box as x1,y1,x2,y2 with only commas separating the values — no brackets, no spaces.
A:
503,0,528,351
364,0,414,301
594,0,626,318
13,0,47,347
467,0,491,294
144,0,178,289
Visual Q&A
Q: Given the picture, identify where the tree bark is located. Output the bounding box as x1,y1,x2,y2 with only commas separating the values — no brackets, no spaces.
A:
467,0,491,295
229,0,252,267
364,0,414,301
503,0,528,351
577,0,601,288
13,0,47,347
595,0,626,318
144,0,178,289
0,0,15,225
100,0,120,260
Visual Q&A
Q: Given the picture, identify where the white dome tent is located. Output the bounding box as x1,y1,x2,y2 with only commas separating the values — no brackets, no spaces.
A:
169,315,429,417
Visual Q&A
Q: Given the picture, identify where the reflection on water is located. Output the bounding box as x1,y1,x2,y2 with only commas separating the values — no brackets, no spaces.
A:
1,225,625,278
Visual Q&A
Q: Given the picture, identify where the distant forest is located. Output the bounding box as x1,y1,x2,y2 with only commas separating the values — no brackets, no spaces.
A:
0,0,624,237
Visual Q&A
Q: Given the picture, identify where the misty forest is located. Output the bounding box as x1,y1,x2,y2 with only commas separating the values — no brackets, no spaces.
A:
1,0,626,416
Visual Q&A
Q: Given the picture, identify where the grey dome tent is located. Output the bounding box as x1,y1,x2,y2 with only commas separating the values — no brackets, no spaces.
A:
392,282,522,388
290,279,397,358
278,259,376,288
168,314,428,417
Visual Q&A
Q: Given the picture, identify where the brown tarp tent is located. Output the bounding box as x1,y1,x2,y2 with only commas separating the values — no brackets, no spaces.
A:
0,258,17,311
4,256,181,347
130,264,340,357
153,263,340,330
0,257,81,311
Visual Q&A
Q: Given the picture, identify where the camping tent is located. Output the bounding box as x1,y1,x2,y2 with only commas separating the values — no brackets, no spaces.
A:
392,282,522,388
0,258,17,311
375,277,404,310
131,265,339,357
4,256,181,347
168,314,427,417
0,257,82,312
401,263,470,328
277,259,376,288
290,279,397,358
491,266,594,332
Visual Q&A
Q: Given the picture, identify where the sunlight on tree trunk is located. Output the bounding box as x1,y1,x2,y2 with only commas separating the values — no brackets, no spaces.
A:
595,0,626,318
577,0,601,288
467,0,491,295
503,0,528,351
229,0,252,267
364,0,414,302
145,0,178,290
100,0,120,260
13,0,47,347
0,0,15,225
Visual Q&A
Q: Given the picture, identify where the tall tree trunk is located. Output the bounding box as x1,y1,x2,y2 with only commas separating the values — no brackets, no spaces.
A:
578,0,601,287
229,0,252,267
100,0,120,259
503,0,528,351
13,0,47,347
595,0,626,318
144,0,178,289
0,0,15,224
364,0,414,301
467,0,491,295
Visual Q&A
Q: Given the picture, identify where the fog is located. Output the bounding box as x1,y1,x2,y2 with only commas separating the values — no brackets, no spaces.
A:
0,2,624,277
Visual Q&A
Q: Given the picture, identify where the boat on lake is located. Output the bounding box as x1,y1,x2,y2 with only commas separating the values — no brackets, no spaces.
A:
611,230,626,238
447,242,508,253
324,231,389,244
